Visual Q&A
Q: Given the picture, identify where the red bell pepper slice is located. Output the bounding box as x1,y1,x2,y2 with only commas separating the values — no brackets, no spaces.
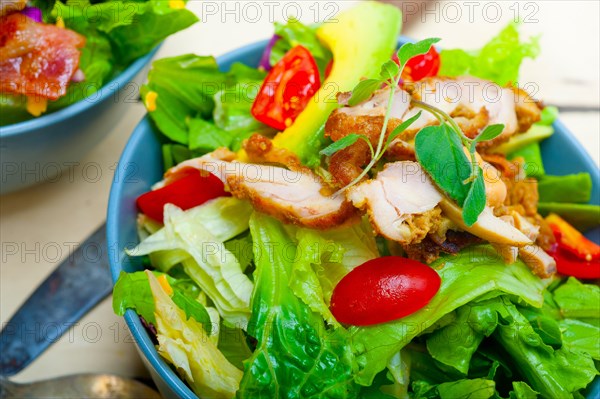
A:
136,170,229,223
545,214,600,279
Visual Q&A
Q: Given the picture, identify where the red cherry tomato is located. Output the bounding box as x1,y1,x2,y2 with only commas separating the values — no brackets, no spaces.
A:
330,257,441,326
325,60,333,79
136,169,229,223
251,45,321,130
399,46,440,82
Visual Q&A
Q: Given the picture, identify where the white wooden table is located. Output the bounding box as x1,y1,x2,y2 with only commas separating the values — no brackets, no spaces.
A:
1,0,598,384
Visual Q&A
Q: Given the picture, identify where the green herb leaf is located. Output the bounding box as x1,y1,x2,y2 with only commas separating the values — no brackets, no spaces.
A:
462,167,486,226
385,111,422,147
348,79,383,106
379,60,400,81
473,124,505,145
415,124,473,205
397,38,441,67
320,133,369,157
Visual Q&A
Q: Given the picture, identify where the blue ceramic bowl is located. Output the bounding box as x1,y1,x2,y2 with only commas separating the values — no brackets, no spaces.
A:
107,39,600,399
0,46,160,195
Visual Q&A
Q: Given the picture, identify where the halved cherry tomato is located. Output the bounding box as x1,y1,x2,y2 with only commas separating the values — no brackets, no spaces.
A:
330,257,441,326
136,169,229,223
251,45,321,130
396,46,441,82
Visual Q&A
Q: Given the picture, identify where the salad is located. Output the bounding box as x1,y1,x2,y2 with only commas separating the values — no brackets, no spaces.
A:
114,3,600,398
0,0,197,125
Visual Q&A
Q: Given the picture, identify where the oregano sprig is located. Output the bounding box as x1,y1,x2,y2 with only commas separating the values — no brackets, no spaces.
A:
321,38,441,193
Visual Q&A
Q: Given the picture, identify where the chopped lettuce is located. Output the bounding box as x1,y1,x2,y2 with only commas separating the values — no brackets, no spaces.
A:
128,199,254,327
553,277,600,319
509,381,539,399
55,1,198,65
270,18,333,78
537,203,600,232
351,246,548,386
142,56,269,155
113,270,211,332
537,174,593,203
288,219,379,325
238,213,360,398
440,23,540,86
493,297,597,398
147,271,242,398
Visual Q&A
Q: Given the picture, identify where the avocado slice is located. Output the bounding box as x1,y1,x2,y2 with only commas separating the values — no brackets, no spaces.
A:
271,2,402,165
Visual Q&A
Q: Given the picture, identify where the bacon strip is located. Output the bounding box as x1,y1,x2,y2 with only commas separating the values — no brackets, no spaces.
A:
0,13,85,100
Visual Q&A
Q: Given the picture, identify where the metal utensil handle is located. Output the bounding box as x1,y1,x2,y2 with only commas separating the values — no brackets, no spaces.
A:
0,224,112,376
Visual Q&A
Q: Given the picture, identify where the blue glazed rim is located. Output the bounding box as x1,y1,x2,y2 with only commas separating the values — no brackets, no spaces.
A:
0,45,161,138
107,38,600,399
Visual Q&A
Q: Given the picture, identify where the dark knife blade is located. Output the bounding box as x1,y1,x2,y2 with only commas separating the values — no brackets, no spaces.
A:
0,224,112,376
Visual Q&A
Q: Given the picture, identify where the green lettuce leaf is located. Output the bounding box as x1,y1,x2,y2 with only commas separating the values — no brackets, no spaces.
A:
509,381,539,399
440,23,539,86
288,219,379,325
147,271,242,398
553,277,600,319
426,299,501,375
537,174,593,204
128,198,254,327
437,378,496,399
270,18,333,77
559,319,600,360
112,270,210,332
493,297,597,398
350,246,548,386
239,213,359,398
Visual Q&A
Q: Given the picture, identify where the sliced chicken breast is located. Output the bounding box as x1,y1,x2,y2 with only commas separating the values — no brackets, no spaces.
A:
347,161,443,244
164,150,356,230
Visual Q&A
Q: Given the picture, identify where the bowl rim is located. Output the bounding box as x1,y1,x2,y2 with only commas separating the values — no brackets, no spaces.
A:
107,38,600,399
0,45,161,138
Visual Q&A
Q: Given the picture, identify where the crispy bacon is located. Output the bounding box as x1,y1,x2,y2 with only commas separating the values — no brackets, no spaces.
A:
0,13,85,100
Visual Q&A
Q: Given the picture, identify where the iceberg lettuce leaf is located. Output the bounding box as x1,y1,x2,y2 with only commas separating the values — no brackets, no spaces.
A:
128,198,254,327
147,271,242,398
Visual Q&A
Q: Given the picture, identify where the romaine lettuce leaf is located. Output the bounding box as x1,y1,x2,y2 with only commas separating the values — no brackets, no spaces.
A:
509,381,539,399
239,213,359,398
553,277,600,319
440,23,539,86
426,299,501,375
147,271,242,398
350,246,548,386
559,319,600,360
436,378,496,399
493,297,597,398
128,198,254,327
288,219,379,325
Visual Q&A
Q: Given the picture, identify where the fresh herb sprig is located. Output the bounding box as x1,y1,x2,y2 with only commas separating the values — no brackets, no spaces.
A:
321,37,507,226
413,101,504,226
320,38,441,192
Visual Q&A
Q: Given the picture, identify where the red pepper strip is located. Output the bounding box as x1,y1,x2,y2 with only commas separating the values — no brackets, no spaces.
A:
546,213,600,261
548,245,600,280
136,170,229,223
